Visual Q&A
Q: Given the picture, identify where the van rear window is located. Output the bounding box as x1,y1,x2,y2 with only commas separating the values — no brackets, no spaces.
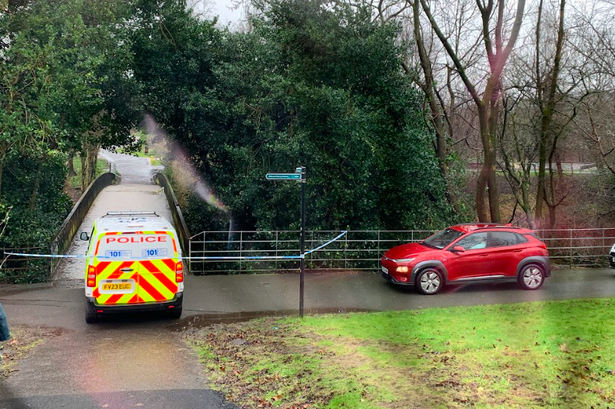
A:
96,233,175,259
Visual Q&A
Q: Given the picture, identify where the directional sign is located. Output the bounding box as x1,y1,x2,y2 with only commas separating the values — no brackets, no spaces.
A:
266,165,307,318
265,173,302,180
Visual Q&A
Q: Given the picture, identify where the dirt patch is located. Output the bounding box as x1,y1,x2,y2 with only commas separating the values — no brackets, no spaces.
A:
1,325,64,378
183,318,363,408
182,317,575,409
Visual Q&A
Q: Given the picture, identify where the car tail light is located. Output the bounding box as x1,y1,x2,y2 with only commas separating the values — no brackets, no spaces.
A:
176,261,184,283
87,265,97,287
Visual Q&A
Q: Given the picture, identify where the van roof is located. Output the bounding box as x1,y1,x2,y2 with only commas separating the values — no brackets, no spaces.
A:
96,211,175,233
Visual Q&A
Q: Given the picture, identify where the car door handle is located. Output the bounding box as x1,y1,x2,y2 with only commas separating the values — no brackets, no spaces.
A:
513,249,522,253
479,254,489,257
120,268,134,272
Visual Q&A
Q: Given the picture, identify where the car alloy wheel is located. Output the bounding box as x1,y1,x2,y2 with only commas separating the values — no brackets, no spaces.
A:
519,263,545,290
417,268,443,295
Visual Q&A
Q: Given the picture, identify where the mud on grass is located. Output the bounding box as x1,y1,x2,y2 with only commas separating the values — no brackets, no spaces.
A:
183,300,615,408
1,326,61,378
182,318,543,409
183,318,390,409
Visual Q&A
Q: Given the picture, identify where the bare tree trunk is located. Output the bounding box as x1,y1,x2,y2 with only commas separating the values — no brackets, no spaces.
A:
80,152,87,191
548,204,556,230
67,151,76,178
535,0,566,222
420,0,525,223
410,0,459,212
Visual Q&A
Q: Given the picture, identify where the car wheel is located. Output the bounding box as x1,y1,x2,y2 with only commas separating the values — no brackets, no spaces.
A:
517,263,545,290
416,268,444,295
85,300,98,324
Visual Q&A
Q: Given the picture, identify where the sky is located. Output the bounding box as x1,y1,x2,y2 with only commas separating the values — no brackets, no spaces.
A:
193,0,244,26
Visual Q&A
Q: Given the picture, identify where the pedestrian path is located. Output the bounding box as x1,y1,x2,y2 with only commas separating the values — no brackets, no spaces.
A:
55,150,173,282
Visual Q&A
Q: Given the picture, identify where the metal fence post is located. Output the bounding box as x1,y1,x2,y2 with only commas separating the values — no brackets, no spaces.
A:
275,230,279,270
568,229,572,268
603,228,606,254
344,230,348,270
239,231,243,272
377,230,381,270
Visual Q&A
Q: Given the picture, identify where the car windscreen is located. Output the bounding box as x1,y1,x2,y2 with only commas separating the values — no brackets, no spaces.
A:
422,228,464,249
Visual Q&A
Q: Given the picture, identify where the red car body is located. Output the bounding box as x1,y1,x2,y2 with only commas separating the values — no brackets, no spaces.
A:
381,224,550,294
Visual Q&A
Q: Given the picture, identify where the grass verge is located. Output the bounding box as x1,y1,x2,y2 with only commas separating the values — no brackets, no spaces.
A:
1,325,58,378
68,158,110,190
184,298,615,408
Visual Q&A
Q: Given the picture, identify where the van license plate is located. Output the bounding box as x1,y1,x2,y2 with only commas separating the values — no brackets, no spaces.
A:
102,283,132,291
381,266,388,274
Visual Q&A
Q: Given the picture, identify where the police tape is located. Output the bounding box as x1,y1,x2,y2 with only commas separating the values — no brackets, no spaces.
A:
4,253,87,258
3,231,348,261
304,230,347,255
183,230,347,260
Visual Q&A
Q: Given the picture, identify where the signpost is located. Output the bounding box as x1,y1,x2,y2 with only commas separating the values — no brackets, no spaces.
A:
266,166,306,317
265,173,302,180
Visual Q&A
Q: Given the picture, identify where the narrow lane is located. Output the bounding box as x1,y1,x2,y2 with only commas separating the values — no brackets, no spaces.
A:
56,150,172,282
0,151,236,409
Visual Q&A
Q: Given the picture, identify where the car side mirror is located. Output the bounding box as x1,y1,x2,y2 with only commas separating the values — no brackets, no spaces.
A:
451,246,465,253
80,232,90,241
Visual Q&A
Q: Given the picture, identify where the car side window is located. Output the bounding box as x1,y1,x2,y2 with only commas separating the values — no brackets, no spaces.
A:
514,233,528,244
488,232,521,247
456,232,489,250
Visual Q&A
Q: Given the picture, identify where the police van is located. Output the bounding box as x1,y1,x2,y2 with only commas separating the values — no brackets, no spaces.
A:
80,211,184,323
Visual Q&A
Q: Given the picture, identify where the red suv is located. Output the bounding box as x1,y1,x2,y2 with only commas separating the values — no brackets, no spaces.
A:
381,224,550,295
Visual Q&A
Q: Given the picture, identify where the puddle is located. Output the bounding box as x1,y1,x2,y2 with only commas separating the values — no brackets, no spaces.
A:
171,307,374,331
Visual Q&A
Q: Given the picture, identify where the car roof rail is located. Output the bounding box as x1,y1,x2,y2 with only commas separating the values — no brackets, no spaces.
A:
102,211,160,218
475,224,523,230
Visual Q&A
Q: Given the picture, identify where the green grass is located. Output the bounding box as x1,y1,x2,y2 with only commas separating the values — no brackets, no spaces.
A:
68,157,110,190
116,149,162,166
187,298,615,408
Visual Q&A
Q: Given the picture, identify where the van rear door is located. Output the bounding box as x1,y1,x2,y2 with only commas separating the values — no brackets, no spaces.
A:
136,232,178,303
92,233,140,305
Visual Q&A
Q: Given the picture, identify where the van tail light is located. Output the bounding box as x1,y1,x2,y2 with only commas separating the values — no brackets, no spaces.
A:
175,262,184,283
87,265,97,287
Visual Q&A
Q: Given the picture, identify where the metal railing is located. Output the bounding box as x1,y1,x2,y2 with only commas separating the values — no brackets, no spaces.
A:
49,172,116,278
188,228,615,275
0,247,50,284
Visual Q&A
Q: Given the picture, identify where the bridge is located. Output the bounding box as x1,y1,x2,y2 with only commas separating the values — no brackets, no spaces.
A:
55,150,176,283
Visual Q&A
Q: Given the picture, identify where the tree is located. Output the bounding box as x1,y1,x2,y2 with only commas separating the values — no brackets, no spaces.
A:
131,0,455,232
420,0,526,223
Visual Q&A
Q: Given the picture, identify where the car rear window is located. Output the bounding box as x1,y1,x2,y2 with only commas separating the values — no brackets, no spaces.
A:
487,231,528,247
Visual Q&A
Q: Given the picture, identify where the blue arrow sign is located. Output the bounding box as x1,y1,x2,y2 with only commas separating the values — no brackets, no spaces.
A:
266,173,302,180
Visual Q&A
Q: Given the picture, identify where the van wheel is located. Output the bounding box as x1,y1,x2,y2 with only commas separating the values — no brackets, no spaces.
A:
168,306,182,320
85,300,98,324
